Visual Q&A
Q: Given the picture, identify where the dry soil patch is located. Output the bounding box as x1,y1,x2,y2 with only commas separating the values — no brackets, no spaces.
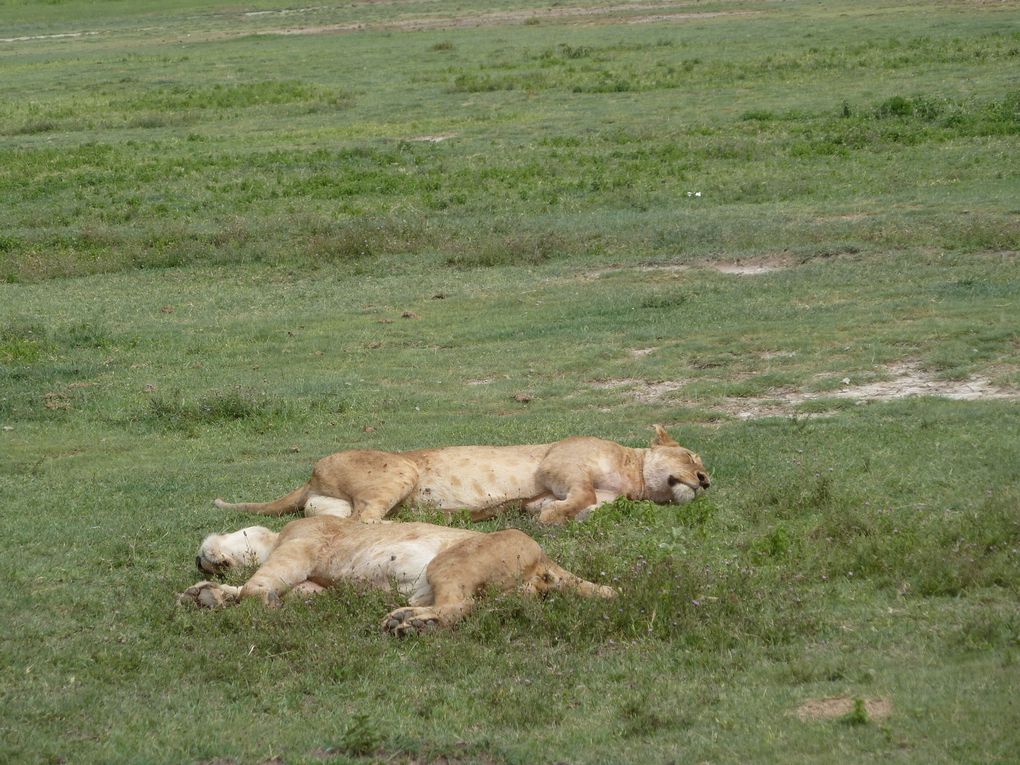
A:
724,362,1019,419
592,362,1019,419
796,696,893,722
713,263,785,276
589,257,791,280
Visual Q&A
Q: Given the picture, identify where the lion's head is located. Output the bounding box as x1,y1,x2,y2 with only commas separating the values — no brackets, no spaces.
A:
196,525,277,575
642,424,710,505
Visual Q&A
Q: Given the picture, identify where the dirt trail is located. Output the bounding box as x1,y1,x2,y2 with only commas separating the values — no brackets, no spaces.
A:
2,2,754,45
272,5,751,36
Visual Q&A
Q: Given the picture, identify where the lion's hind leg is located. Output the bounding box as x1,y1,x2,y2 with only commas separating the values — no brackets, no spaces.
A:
380,529,613,636
381,529,539,636
525,560,618,600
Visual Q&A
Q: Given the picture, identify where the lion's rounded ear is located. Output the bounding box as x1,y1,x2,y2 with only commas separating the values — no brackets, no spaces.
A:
651,424,679,447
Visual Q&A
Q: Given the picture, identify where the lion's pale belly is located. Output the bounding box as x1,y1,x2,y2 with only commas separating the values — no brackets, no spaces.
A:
326,539,443,604
320,526,475,603
406,445,549,510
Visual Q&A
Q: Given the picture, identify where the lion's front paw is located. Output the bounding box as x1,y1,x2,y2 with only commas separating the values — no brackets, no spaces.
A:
177,581,240,609
381,607,442,637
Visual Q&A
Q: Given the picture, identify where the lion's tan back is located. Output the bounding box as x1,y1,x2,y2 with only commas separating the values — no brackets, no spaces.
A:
403,444,553,509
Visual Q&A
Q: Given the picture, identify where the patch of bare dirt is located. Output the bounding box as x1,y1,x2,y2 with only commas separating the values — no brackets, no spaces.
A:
243,6,323,18
626,12,746,25
406,133,457,143
713,262,785,276
708,254,793,276
591,362,1019,419
814,212,871,223
820,362,1014,402
589,378,684,402
588,257,790,280
0,30,101,43
633,381,684,402
630,347,659,358
715,399,800,420
589,378,643,390
796,696,893,722
43,392,72,411
638,263,689,273
725,362,1019,419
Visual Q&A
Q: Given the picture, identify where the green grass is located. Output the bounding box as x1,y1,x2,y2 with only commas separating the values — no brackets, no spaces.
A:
2,0,1019,282
2,1,1020,763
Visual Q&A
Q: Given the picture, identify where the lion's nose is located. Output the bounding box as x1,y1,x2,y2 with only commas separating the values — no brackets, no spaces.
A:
697,472,711,489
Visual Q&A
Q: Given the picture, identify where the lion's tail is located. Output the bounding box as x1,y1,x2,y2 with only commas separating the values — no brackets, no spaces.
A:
213,484,309,516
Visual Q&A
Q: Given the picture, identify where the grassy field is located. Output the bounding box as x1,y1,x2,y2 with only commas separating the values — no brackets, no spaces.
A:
2,0,1020,763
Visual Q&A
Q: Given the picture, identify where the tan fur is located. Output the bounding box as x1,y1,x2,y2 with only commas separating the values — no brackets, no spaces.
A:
179,516,616,635
214,424,710,524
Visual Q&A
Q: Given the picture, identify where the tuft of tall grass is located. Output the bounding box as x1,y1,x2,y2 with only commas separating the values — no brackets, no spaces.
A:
143,387,300,430
445,231,569,269
115,81,350,112
303,215,427,263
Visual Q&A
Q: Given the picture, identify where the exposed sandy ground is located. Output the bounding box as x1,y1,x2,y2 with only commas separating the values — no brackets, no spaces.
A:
406,133,458,143
592,362,1019,419
727,362,1019,419
589,257,793,280
712,262,786,275
0,31,101,43
795,696,893,722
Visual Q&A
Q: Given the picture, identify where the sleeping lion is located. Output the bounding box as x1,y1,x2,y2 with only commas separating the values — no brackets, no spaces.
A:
178,515,616,636
214,424,710,525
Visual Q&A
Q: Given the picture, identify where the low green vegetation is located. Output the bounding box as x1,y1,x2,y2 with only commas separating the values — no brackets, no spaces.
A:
1,1,1018,763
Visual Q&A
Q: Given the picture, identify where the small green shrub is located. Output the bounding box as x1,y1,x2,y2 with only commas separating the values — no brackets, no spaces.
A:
741,109,777,122
338,712,383,756
873,93,946,120
619,692,691,737
62,321,113,349
840,698,870,726
0,322,48,363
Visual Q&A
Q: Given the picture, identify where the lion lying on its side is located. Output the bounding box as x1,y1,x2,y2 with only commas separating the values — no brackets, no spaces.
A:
178,516,616,636
214,425,710,524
